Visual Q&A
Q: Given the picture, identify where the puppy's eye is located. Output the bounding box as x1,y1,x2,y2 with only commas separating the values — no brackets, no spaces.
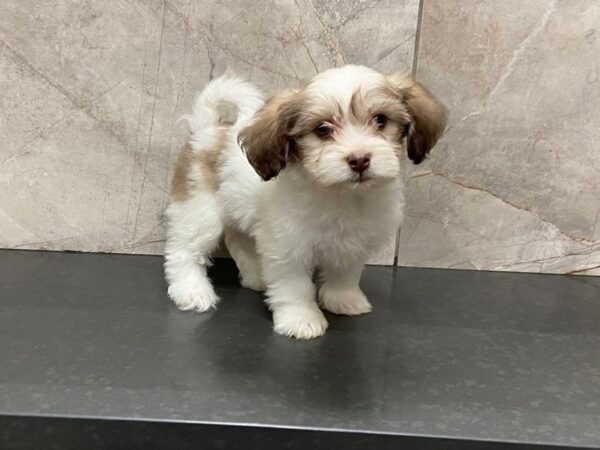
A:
314,123,333,139
373,114,387,129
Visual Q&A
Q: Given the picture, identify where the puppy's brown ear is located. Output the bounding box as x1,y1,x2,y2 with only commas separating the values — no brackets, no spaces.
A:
238,89,302,180
388,73,448,164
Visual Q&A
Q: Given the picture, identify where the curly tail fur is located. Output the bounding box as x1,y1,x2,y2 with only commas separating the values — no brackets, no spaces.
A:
180,76,265,135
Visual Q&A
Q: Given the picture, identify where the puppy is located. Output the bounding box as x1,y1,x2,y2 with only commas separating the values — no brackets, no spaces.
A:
164,65,447,339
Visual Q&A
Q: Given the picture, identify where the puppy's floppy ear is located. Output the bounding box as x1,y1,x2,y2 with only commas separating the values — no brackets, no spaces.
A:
238,89,302,180
388,73,448,164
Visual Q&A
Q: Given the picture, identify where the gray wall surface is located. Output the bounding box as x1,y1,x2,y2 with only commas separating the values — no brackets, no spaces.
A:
1,0,598,274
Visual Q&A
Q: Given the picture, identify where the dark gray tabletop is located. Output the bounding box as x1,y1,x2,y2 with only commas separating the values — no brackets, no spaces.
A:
0,249,599,449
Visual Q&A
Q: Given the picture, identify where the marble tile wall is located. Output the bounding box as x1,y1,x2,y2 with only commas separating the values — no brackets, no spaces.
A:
0,0,419,264
1,0,598,274
398,0,600,275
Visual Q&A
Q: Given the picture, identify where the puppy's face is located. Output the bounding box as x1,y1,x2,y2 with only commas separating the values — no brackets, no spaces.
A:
239,65,448,186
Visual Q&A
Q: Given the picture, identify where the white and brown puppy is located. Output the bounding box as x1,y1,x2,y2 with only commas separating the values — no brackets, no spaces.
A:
164,65,447,339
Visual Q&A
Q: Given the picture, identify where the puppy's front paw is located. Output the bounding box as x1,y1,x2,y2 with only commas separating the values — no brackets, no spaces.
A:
168,280,218,312
319,286,372,316
272,304,329,339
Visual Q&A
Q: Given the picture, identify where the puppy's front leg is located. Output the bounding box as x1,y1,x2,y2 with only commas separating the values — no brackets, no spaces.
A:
319,261,372,316
262,258,328,339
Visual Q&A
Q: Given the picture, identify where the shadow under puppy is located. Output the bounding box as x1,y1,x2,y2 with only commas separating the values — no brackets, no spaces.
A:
164,65,447,339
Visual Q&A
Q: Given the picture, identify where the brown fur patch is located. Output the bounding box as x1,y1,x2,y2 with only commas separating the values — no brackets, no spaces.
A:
171,143,195,201
291,98,343,136
350,84,412,129
200,136,223,192
216,101,239,125
349,90,360,119
238,89,302,181
387,73,448,163
170,128,227,201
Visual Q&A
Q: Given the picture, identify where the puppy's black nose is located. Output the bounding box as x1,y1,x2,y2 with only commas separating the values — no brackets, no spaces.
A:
347,153,371,174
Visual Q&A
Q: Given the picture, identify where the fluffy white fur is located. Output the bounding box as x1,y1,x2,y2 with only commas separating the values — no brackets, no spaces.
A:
164,65,446,339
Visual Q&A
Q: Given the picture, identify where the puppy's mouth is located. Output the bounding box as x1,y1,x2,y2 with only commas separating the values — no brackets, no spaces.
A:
351,172,371,183
348,171,395,187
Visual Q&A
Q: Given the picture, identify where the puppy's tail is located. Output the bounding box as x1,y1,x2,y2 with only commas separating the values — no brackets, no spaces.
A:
181,76,265,135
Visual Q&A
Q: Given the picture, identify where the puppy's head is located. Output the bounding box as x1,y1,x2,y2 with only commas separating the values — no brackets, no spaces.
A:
239,65,448,185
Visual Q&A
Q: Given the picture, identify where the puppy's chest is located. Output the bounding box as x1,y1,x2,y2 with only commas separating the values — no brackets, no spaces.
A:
307,201,398,257
258,180,404,258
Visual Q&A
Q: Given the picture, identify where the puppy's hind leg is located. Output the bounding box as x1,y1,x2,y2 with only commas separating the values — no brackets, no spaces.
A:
224,229,265,291
164,194,223,312
318,260,372,316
